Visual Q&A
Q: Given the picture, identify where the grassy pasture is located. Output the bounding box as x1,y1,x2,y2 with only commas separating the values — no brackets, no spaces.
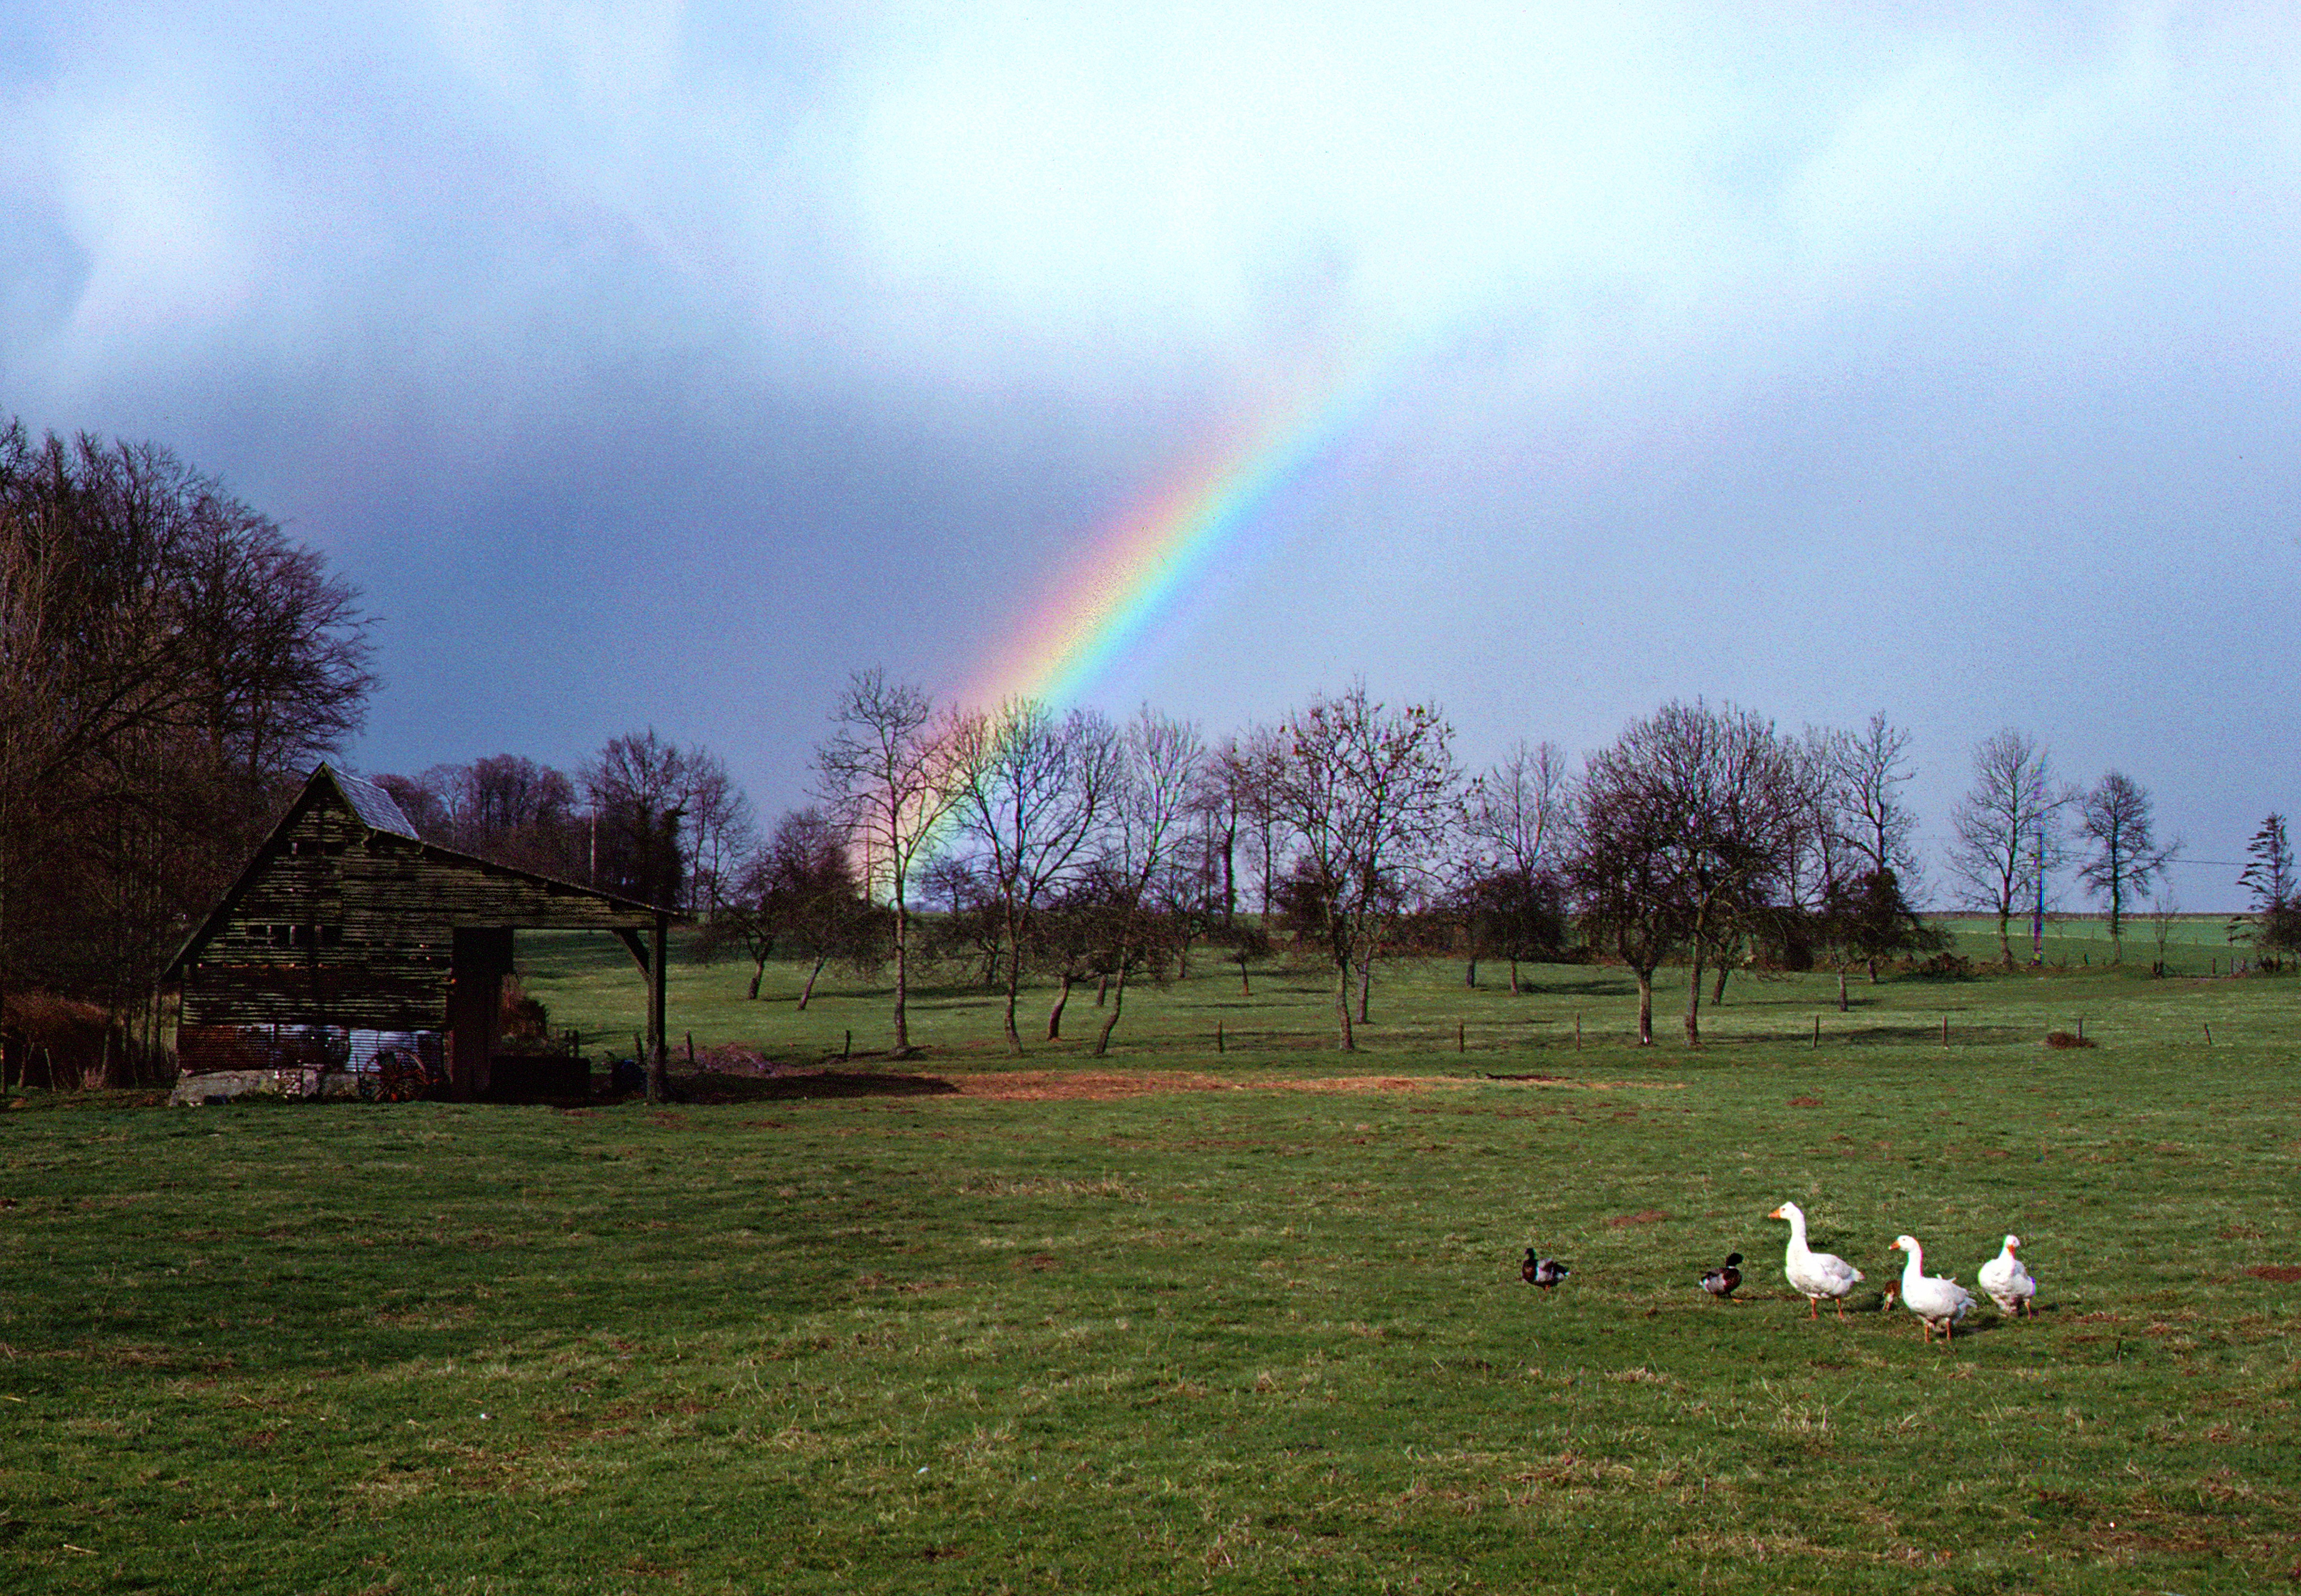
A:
3,939,2299,1592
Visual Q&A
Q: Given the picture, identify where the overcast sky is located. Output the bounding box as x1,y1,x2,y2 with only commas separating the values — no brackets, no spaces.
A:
5,2,2297,908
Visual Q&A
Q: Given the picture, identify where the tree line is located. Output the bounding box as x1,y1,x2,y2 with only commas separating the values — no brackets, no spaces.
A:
1,420,375,1072
369,732,754,916
782,673,2232,1054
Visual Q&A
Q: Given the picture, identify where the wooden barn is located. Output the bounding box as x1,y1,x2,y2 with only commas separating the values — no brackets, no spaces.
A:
164,765,678,1100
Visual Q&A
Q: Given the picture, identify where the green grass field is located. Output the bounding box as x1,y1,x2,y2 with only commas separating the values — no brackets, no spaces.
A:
4,932,2297,1592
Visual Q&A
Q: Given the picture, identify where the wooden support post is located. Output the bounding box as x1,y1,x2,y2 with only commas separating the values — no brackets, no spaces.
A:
1216,1021,1225,1055
1811,1015,1820,1049
1574,1012,1582,1049
647,913,669,1103
843,1029,851,1060
1457,1022,1465,1054
2204,1023,2213,1045
1941,1014,1949,1049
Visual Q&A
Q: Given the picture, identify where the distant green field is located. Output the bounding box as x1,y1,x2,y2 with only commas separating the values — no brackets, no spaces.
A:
4,942,2297,1592
512,917,2290,1066
1936,913,2259,972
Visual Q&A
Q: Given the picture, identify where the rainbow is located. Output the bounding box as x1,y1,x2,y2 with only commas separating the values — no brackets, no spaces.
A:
964,354,1407,712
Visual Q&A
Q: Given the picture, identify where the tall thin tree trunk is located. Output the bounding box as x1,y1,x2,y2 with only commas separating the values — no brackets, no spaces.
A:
1836,970,1848,1013
1095,973,1109,1007
1509,958,1521,996
797,955,826,1010
1237,948,1251,996
1046,974,1073,1040
1092,963,1129,1056
1996,906,2015,971
747,955,766,1000
1684,954,1705,1047
1001,914,1025,1055
1711,958,1730,1005
1635,967,1654,1046
1336,955,1356,1051
1356,941,1375,1024
892,899,910,1053
1465,955,1477,989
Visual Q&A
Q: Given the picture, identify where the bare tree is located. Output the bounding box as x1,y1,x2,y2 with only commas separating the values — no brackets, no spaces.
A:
1947,730,2069,970
1458,738,1569,992
1834,712,1922,884
1567,764,1674,1047
2148,887,2182,976
1274,685,1462,1051
952,699,1122,1054
812,670,964,1055
1221,723,1291,918
681,748,756,919
707,807,883,1004
1786,727,1856,917
1570,702,1801,1046
1466,739,1570,876
1084,709,1204,1057
2076,772,2177,962
1196,735,1249,922
375,754,587,878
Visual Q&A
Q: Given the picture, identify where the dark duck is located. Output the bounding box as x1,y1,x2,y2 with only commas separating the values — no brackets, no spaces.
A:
1699,1252,1744,1301
1522,1248,1570,1289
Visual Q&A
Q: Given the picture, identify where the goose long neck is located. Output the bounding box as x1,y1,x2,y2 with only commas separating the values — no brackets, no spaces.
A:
1900,1241,1925,1285
1783,1209,1809,1250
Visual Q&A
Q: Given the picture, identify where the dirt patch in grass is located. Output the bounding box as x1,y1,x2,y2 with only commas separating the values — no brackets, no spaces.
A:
678,1070,963,1103
2246,1265,2301,1283
942,1072,1477,1101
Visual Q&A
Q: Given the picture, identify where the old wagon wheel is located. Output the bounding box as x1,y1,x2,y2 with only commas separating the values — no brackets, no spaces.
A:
369,1047,428,1103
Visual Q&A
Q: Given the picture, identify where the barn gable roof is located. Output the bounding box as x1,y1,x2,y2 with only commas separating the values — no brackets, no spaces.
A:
332,769,420,840
162,763,679,983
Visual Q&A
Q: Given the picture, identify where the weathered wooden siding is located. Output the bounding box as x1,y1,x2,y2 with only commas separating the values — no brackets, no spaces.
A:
177,778,665,1032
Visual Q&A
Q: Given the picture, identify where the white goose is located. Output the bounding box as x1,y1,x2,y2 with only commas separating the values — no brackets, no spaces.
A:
1891,1234,1975,1346
1769,1202,1864,1320
1977,1234,2037,1318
